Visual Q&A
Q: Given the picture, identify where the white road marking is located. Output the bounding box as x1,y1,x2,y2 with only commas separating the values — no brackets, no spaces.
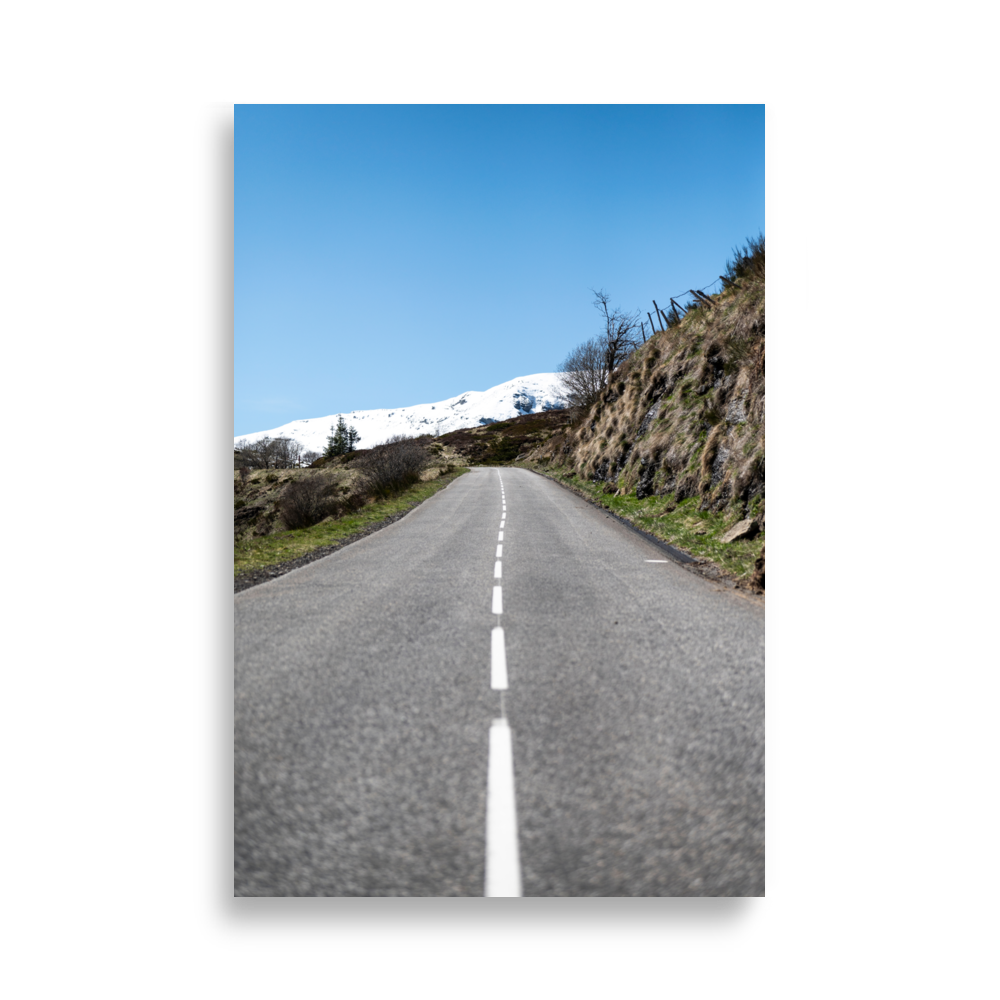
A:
498,531,504,541
500,519,505,529
490,626,508,690
645,559,670,563
485,718,522,897
494,560,502,579
496,544,503,558
502,505,507,512
492,586,503,614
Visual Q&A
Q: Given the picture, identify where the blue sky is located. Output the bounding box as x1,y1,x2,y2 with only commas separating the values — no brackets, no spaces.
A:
235,105,764,436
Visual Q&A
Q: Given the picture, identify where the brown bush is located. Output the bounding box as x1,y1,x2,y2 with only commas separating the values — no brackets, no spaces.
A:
354,436,427,498
278,474,343,530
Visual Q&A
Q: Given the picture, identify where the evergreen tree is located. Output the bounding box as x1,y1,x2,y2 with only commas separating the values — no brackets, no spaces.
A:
324,416,360,458
325,417,347,458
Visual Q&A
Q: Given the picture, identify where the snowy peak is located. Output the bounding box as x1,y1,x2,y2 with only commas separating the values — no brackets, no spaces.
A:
234,373,568,455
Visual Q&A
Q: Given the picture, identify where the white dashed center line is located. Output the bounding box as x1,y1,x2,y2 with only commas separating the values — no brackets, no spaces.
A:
485,718,522,896
484,470,521,897
490,626,508,689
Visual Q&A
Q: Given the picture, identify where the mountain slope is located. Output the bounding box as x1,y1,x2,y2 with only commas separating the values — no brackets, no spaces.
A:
234,373,568,454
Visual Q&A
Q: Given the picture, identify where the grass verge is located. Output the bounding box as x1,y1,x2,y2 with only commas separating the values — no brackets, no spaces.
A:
235,468,468,580
522,462,763,585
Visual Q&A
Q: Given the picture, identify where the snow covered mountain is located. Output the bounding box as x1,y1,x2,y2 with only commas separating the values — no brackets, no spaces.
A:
234,373,568,455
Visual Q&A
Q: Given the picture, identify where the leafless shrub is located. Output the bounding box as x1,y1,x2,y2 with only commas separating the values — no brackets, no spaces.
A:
278,474,342,530
354,435,427,498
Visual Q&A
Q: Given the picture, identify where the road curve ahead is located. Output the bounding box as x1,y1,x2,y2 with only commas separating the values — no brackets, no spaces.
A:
235,467,764,896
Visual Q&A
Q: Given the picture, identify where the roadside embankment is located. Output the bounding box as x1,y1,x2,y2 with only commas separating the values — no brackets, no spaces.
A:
519,463,763,594
234,468,468,591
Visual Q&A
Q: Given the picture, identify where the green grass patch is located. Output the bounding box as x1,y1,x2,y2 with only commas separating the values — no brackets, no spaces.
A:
538,464,763,581
234,468,468,578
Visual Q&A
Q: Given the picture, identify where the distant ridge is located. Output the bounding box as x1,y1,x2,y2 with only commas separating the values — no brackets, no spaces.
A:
234,373,567,455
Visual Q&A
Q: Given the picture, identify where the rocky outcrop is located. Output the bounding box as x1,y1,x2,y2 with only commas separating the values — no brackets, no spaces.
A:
720,518,760,543
529,270,764,524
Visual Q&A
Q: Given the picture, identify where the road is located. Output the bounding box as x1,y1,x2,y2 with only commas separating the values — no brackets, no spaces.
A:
234,466,764,896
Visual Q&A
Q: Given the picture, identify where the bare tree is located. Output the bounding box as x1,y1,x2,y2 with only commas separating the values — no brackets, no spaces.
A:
234,437,269,470
557,290,642,410
558,338,607,410
592,289,642,374
234,435,304,469
269,437,302,469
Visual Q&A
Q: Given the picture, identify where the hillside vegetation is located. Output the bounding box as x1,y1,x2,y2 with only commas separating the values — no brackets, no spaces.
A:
234,442,468,585
234,239,763,590
525,238,765,590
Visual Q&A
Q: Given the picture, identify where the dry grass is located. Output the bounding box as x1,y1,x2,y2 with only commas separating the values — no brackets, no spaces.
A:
234,447,467,543
530,239,764,524
435,410,576,465
235,469,469,577
534,465,764,584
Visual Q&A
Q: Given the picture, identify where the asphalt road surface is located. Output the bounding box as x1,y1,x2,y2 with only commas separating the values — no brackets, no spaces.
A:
235,467,764,896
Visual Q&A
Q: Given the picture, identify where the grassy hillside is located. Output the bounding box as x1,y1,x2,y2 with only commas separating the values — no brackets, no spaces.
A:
235,241,763,593
534,250,763,503
234,447,468,584
524,240,765,590
434,409,576,464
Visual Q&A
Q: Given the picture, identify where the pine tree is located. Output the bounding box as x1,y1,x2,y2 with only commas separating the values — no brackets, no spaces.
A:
325,416,347,458
324,416,360,458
